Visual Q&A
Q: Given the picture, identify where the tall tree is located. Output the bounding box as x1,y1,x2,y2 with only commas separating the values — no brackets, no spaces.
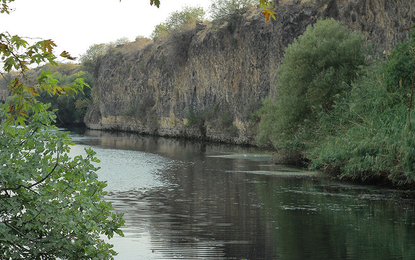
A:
1,1,124,258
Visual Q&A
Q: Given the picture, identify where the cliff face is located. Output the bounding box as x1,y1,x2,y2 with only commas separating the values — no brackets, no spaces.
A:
85,0,415,144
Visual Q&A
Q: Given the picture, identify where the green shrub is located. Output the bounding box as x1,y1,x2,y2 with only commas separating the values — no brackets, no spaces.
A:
308,65,413,185
185,103,239,137
185,108,205,128
122,107,137,117
384,30,415,104
257,18,366,163
151,6,205,41
309,31,415,186
35,66,93,125
209,0,256,21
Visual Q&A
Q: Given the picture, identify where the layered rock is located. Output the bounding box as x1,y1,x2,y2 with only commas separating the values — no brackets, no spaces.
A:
85,0,415,144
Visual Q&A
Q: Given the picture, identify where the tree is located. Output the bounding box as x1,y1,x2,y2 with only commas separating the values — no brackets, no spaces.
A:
1,1,124,258
113,37,130,46
142,0,276,22
35,66,94,125
151,6,205,41
308,31,415,185
0,0,278,256
80,43,109,75
257,19,366,163
209,0,257,20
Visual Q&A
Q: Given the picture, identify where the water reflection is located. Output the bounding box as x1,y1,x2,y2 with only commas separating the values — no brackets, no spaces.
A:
67,128,415,260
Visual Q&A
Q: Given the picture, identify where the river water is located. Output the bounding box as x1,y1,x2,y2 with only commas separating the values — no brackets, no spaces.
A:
66,128,415,260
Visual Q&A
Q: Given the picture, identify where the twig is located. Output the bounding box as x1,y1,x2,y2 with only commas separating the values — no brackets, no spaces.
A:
400,25,415,32
0,152,60,192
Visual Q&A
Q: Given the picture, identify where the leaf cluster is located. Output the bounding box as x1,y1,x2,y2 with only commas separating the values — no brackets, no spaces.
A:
1,0,14,14
0,109,124,258
1,4,125,257
29,63,93,125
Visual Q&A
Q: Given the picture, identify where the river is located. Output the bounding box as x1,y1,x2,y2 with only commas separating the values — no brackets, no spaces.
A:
66,128,415,260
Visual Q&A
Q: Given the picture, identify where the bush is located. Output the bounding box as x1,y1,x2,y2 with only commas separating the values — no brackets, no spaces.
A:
80,43,109,74
151,6,205,41
209,0,256,20
308,31,415,186
384,30,415,104
185,108,205,128
36,67,93,125
257,18,367,163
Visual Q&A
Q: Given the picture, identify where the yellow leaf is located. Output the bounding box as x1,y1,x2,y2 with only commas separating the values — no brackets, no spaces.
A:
262,9,276,22
60,51,76,61
0,43,8,51
7,104,14,113
53,87,63,95
26,86,39,96
41,39,57,53
19,111,29,118
259,0,268,8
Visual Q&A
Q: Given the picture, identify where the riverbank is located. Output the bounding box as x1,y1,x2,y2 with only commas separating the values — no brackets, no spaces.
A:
84,0,413,146
84,1,415,187
69,128,415,260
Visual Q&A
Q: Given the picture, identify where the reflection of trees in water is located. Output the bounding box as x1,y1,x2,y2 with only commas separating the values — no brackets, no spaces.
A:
102,136,280,259
87,130,415,260
256,178,415,260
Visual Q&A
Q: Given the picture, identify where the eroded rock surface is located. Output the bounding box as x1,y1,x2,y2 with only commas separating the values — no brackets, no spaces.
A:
85,0,415,144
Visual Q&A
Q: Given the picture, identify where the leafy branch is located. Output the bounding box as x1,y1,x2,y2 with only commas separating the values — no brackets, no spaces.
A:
1,152,60,193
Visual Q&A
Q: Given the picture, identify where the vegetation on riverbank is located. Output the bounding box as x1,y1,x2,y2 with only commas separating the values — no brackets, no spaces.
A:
257,19,415,186
3,3,413,188
32,63,93,125
0,31,124,260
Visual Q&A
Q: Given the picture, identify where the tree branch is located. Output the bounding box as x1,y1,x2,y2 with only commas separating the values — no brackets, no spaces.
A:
0,152,60,192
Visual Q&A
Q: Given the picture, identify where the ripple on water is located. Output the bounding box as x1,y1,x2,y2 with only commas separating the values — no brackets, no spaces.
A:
69,145,173,192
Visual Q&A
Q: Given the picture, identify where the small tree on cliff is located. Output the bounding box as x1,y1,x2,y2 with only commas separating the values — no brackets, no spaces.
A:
209,0,257,20
1,1,124,258
80,43,110,74
151,6,206,41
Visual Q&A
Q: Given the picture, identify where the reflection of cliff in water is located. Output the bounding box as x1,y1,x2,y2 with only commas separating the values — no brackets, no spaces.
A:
84,130,283,259
109,171,277,259
81,129,272,162
79,129,415,260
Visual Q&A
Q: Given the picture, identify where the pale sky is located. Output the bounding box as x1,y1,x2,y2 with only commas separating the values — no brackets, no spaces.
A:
1,0,211,61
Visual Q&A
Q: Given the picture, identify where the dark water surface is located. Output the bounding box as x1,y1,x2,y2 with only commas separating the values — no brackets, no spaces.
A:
67,128,415,260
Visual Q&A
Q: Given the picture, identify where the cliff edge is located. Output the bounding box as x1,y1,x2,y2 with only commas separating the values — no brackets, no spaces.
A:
85,0,414,144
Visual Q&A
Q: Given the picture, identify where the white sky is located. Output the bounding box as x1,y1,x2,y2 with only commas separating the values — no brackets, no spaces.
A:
1,0,211,60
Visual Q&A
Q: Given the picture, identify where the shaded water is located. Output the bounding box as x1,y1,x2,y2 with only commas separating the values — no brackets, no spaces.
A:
67,128,415,260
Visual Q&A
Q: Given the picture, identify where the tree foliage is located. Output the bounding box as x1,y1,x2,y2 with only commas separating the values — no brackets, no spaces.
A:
209,0,257,20
80,44,109,75
34,66,93,125
308,31,415,186
120,0,275,22
0,110,123,258
150,6,205,41
80,37,131,75
257,19,366,163
1,2,124,258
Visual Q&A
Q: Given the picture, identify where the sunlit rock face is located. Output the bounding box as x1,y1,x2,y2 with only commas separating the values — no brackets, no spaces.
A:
85,0,414,145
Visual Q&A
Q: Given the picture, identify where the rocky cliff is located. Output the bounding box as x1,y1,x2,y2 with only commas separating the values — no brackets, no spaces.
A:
85,0,415,145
